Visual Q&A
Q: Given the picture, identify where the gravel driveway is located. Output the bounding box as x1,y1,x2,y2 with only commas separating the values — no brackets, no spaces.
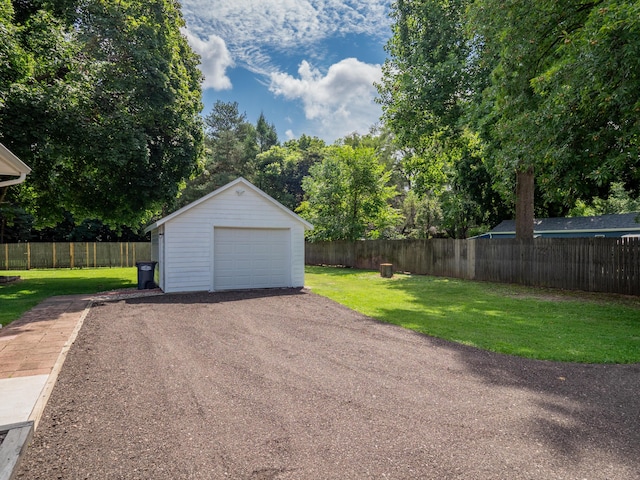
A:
16,289,640,479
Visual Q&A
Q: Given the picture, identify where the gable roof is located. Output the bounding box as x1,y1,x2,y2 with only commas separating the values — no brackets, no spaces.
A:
491,213,640,234
145,177,313,233
0,143,31,187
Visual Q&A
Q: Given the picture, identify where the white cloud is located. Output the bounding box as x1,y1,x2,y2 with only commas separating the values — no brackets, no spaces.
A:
181,0,390,72
182,29,234,90
180,1,390,140
269,58,383,140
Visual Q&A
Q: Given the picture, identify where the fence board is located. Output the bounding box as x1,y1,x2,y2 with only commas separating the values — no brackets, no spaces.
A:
1,242,151,270
306,238,640,296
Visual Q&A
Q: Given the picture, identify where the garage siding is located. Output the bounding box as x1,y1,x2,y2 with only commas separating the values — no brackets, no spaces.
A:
160,184,308,293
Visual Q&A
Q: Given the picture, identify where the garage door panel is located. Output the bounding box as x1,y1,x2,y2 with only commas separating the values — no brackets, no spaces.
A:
214,228,290,291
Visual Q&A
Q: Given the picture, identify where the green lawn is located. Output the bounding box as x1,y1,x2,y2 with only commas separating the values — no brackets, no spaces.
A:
0,268,137,327
305,266,640,364
3,266,639,364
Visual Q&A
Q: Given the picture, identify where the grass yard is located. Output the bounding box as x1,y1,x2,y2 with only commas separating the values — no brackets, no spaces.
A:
305,266,640,364
3,266,639,364
0,268,137,327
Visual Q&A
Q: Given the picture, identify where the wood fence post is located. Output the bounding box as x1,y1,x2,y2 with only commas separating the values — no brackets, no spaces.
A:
52,243,56,269
588,238,594,292
467,239,476,280
27,242,31,270
70,242,75,269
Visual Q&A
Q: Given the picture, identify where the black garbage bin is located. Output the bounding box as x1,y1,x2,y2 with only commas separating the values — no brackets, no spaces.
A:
136,261,157,290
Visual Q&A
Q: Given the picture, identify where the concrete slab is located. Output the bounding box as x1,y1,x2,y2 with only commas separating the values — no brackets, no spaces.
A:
0,375,48,426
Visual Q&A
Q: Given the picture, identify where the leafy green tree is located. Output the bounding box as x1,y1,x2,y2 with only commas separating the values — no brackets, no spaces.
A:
380,0,640,238
338,128,407,201
377,0,476,153
531,2,640,204
251,146,298,209
298,145,399,241
247,135,326,211
400,190,442,238
466,1,579,237
0,0,204,227
0,204,31,243
468,0,640,235
251,147,304,211
377,0,499,237
569,183,640,217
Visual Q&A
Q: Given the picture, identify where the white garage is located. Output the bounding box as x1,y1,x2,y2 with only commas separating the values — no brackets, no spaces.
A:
145,177,313,293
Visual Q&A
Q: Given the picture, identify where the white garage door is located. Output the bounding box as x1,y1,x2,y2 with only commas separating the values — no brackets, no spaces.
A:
214,228,290,291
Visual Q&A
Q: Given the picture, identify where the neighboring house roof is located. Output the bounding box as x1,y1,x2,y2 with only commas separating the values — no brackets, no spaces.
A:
0,143,31,187
486,213,640,236
145,177,313,233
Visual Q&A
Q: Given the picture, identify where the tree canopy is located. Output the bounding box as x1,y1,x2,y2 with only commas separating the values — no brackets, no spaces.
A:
378,0,640,238
0,0,204,227
298,145,399,241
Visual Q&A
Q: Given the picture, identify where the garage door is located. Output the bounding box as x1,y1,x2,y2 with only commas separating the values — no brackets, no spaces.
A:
214,228,290,291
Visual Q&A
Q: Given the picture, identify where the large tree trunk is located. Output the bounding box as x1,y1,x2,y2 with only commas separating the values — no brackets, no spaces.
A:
515,167,534,240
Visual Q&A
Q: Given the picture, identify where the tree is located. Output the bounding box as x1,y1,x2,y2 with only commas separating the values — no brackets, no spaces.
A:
399,190,442,238
377,0,476,153
256,112,279,153
245,134,326,211
173,102,283,210
250,146,314,211
380,0,640,239
376,0,498,237
467,0,640,236
250,146,302,210
298,145,399,241
0,0,204,227
204,100,256,182
569,182,640,217
533,2,640,203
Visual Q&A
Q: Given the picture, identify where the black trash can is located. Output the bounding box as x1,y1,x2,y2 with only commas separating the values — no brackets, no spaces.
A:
136,261,157,290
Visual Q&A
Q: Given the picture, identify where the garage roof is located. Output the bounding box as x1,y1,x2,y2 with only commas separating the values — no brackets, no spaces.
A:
0,143,31,187
145,177,313,233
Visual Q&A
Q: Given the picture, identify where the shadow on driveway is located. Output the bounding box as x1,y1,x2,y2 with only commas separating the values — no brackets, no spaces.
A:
16,289,640,480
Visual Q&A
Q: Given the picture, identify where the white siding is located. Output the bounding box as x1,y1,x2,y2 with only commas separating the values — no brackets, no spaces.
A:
150,231,159,262
150,230,161,288
290,225,306,287
161,184,307,293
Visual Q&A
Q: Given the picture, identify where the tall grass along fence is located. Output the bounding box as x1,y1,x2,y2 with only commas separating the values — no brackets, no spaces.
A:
306,237,640,296
1,242,151,270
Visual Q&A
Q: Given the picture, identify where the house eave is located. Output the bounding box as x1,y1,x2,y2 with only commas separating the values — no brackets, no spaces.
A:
0,143,31,187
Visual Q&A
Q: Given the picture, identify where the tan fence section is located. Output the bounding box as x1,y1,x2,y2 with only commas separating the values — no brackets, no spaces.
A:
2,242,151,270
305,238,640,296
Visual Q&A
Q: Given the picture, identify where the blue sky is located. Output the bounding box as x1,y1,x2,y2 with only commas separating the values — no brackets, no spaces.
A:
180,1,392,143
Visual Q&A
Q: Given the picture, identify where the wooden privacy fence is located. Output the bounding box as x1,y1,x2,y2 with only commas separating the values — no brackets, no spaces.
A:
1,242,151,270
306,238,640,296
